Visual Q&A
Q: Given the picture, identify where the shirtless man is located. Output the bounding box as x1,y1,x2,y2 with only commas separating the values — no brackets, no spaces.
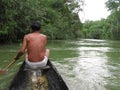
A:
14,21,50,68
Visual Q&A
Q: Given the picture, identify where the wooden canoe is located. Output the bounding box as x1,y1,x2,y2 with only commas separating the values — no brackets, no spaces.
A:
8,60,69,90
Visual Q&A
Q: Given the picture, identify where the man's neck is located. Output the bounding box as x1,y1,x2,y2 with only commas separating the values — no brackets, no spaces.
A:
32,30,40,33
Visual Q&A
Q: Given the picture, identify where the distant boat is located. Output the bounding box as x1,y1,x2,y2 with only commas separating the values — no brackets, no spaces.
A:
8,60,69,90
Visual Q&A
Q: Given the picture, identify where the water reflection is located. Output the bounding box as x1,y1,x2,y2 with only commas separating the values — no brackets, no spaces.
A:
57,39,112,90
0,39,120,90
73,49,110,90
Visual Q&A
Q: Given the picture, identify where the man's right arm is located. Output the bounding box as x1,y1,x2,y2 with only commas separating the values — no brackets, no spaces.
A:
14,35,27,60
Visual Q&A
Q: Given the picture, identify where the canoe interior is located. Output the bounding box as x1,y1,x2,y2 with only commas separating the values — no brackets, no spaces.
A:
8,60,69,90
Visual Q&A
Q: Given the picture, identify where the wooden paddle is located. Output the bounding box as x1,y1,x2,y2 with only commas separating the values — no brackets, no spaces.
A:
0,59,16,75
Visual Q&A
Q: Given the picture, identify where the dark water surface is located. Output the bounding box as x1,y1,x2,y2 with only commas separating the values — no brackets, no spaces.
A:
0,39,120,90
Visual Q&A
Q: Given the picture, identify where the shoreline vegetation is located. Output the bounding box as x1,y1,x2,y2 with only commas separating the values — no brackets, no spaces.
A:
0,0,120,44
0,0,82,44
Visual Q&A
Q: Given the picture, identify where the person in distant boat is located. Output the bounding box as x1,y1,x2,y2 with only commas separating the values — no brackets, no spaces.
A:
14,21,50,68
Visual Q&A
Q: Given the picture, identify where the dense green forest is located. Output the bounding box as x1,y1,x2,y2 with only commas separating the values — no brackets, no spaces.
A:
82,0,120,40
1,0,120,44
0,0,83,43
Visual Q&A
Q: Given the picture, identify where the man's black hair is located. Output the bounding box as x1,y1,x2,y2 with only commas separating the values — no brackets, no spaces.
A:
31,21,41,31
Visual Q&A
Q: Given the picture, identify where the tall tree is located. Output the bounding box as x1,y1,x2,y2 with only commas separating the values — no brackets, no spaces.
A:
106,0,120,39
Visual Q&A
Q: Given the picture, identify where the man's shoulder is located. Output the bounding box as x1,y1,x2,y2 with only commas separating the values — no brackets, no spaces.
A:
40,34,47,38
24,33,47,39
24,34,30,38
23,33,32,40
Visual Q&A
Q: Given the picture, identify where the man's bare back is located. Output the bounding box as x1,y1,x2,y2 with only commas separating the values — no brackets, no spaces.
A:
25,32,47,62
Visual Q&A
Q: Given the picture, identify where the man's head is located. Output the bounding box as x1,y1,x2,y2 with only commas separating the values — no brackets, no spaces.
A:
31,21,41,32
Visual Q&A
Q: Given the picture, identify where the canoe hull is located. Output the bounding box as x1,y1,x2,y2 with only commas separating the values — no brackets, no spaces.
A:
8,60,69,90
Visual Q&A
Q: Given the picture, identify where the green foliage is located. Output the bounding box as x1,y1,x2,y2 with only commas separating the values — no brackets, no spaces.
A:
106,0,120,40
106,0,120,12
81,0,120,40
0,0,83,43
82,19,113,39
